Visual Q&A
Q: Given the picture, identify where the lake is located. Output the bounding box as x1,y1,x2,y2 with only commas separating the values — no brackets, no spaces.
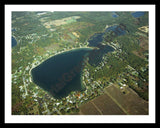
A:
31,24,122,99
31,48,92,99
112,12,118,18
88,44,114,66
12,36,17,48
88,25,126,47
131,12,145,18
87,24,126,66
105,25,126,36
88,33,104,47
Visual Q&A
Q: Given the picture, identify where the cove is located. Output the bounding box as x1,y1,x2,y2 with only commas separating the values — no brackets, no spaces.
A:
31,48,92,99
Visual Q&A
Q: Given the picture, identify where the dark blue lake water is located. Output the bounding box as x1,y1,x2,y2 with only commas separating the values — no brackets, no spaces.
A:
131,12,145,18
105,25,126,36
87,24,126,66
112,12,118,18
88,44,114,66
31,48,92,99
88,33,104,47
12,36,17,48
12,28,16,32
88,25,126,47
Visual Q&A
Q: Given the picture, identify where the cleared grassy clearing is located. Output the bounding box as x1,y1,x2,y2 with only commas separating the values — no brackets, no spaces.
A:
43,16,80,28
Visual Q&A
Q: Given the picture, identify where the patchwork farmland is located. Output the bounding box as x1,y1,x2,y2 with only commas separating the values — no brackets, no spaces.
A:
79,84,148,115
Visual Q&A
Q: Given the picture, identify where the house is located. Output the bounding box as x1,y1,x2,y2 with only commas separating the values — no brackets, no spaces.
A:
120,86,123,89
55,102,60,106
19,86,23,91
123,84,126,87
34,99,38,102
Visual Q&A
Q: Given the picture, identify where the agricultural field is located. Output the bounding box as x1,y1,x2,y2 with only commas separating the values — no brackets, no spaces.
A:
79,94,126,115
104,84,148,115
79,83,148,115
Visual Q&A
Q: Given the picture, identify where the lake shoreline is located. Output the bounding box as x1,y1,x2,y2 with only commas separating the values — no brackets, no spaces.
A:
29,46,95,83
30,47,94,98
